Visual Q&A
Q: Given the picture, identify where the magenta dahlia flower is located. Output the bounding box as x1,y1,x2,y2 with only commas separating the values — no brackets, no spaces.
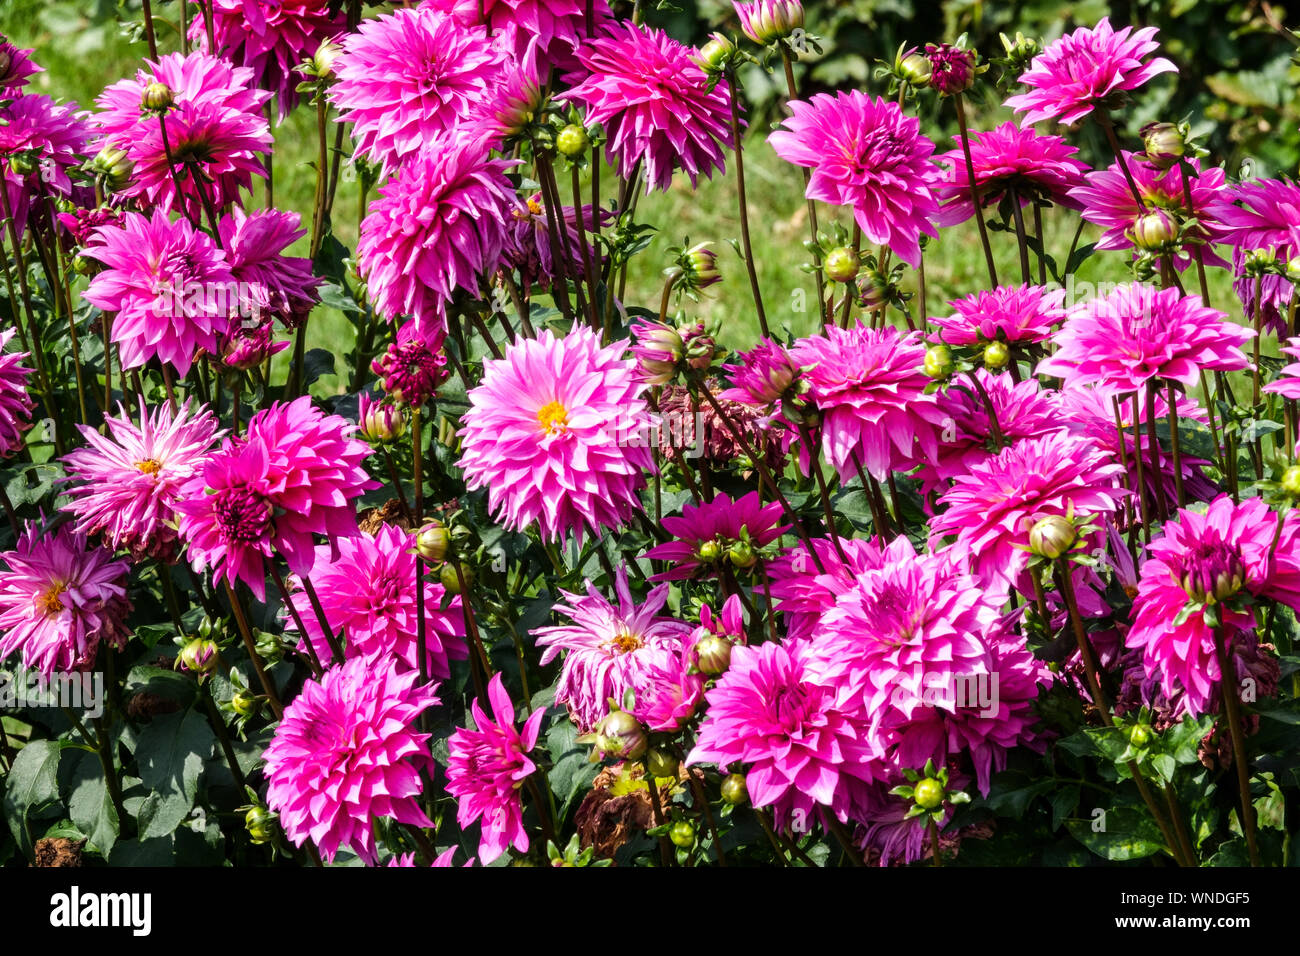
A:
0,36,41,92
445,673,546,864
1004,17,1177,127
1128,495,1300,716
459,325,654,544
92,51,271,216
791,323,947,482
644,491,789,581
0,329,34,459
769,91,939,267
1038,282,1253,397
356,130,515,331
0,522,131,676
422,0,611,76
219,207,320,327
1265,338,1300,401
372,320,451,407
769,535,891,642
930,283,1067,347
0,93,90,239
934,121,1088,227
61,400,223,562
330,6,505,171
283,524,466,680
1208,178,1300,332
719,338,801,407
263,655,437,864
533,566,693,732
506,193,609,291
559,21,733,193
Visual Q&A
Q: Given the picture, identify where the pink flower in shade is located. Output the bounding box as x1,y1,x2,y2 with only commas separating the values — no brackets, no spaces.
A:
768,536,890,642
218,207,320,327
92,52,271,217
330,7,505,172
1037,283,1253,397
769,92,940,267
644,491,789,581
56,206,124,248
263,655,438,864
445,673,546,864
0,329,34,459
559,21,733,194
220,319,290,371
1003,17,1177,127
791,323,947,482
459,325,654,544
0,93,90,239
188,0,346,118
929,283,1068,346
356,130,515,331
934,122,1088,227
372,320,451,407
82,210,235,378
283,524,466,681
1069,154,1228,269
0,522,132,677
533,566,692,732
631,638,706,734
1128,495,1300,716
687,639,879,830
506,193,610,290
719,338,801,407
930,432,1127,593
1264,338,1300,401
0,36,42,92
61,400,223,562
1208,179,1300,333
421,0,611,77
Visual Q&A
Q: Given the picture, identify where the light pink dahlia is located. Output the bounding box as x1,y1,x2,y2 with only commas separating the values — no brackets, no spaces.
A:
0,522,131,677
0,93,90,240
1128,495,1300,716
0,328,34,459
934,121,1088,227
218,207,320,328
420,0,611,77
1038,282,1253,397
644,491,789,581
283,524,466,680
768,91,940,267
445,673,545,864
82,210,234,377
263,655,437,864
356,130,515,331
330,6,505,171
1004,17,1177,127
533,566,693,732
458,325,654,544
930,283,1067,346
61,400,223,562
559,21,733,193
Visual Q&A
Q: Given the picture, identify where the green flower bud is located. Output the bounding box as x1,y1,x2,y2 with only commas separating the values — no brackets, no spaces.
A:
141,81,174,112
923,344,954,380
696,539,723,563
646,747,679,778
91,146,134,191
1029,514,1077,560
900,52,932,87
1282,464,1300,496
1130,209,1178,252
913,778,944,810
595,710,648,761
1139,122,1185,170
728,539,756,569
982,340,1010,370
693,634,733,676
232,689,260,718
312,40,342,80
179,637,218,675
245,806,277,845
823,246,860,283
416,520,450,564
556,124,590,158
668,820,696,848
721,772,749,805
440,561,471,594
1128,724,1152,748
695,33,736,75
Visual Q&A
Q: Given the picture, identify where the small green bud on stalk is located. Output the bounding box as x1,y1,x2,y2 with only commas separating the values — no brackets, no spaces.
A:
595,710,648,761
1028,514,1077,560
923,345,954,380
824,246,860,283
721,773,749,805
982,340,1010,370
556,124,590,158
693,634,733,676
669,820,696,848
141,81,174,112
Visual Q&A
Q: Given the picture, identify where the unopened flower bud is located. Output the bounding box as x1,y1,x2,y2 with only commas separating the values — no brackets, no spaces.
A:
900,52,932,87
923,344,954,380
693,634,733,676
669,820,696,848
721,772,749,805
695,33,736,75
913,777,944,810
1130,208,1178,252
179,637,218,675
646,747,679,778
681,322,719,370
1282,464,1300,496
440,561,471,593
1243,248,1278,276
1128,723,1152,747
245,806,277,845
72,255,94,276
681,241,721,291
91,146,134,192
1139,122,1185,170
696,539,723,563
735,0,804,46
1029,514,1077,560
358,394,406,444
8,152,37,177
595,710,647,761
141,81,174,112
728,539,756,569
232,689,260,717
982,340,1010,370
312,40,342,79
823,246,860,283
925,43,976,96
1287,257,1300,284
857,269,890,310
556,124,590,158
416,521,450,564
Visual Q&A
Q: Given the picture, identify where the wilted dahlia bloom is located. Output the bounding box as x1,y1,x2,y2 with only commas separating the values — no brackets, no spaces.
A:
930,283,1067,347
445,673,545,864
330,7,504,171
0,93,90,239
459,325,654,543
559,21,733,193
0,522,132,676
371,320,450,407
654,384,788,472
534,567,693,732
61,400,223,562
934,122,1088,227
1209,178,1300,332
1128,495,1300,716
0,36,41,92
1004,17,1177,127
356,130,515,330
1038,283,1253,397
92,51,271,216
283,524,466,680
82,210,234,378
769,92,940,267
792,323,947,482
219,207,320,327
644,491,789,581
0,329,34,459
422,0,611,76
263,655,437,864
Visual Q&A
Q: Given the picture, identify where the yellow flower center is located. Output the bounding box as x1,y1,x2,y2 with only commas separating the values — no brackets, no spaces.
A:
526,197,543,216
39,582,68,617
604,629,643,655
135,458,162,475
536,400,569,434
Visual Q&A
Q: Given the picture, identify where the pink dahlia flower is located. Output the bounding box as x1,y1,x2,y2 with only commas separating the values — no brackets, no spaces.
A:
459,325,654,544
688,639,878,830
218,207,320,327
189,0,346,119
0,35,41,92
791,323,947,482
1264,338,1300,401
220,319,290,371
769,92,939,267
421,0,611,77
0,522,131,676
930,283,1067,347
644,490,789,581
930,432,1127,593
506,193,609,291
559,21,733,193
1208,178,1300,332
0,93,90,240
330,6,504,171
356,130,515,331
769,535,890,642
934,121,1088,227
372,320,451,407
632,626,706,733
283,524,466,680
445,673,545,864
1128,495,1300,716
533,566,692,732
82,210,235,378
263,655,437,864
61,400,223,562
92,51,271,217
1038,282,1253,397
0,328,34,459
1004,17,1177,127
719,338,801,407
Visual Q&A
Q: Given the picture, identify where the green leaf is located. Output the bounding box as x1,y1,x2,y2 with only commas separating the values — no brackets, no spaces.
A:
300,349,337,389
1066,806,1167,861
1049,785,1080,832
68,756,119,858
545,713,597,821
134,710,213,840
3,739,67,859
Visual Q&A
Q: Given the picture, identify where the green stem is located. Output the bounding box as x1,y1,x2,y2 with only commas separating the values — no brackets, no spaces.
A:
954,94,998,288
1214,627,1261,866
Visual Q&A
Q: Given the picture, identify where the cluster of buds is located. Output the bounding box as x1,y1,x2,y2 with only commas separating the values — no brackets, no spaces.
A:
357,393,407,445
990,31,1040,89
733,0,804,46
